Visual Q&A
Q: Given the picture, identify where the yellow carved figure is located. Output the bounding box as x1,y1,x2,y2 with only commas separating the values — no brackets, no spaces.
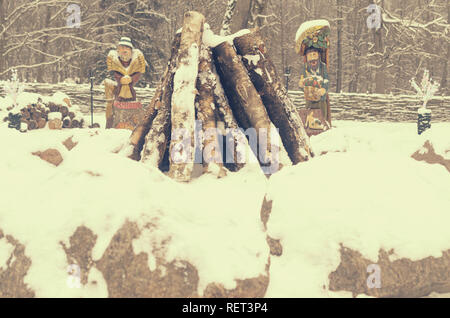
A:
106,47,146,100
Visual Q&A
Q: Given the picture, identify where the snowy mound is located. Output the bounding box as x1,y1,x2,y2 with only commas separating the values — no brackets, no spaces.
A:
1,121,449,297
0,91,79,119
0,127,270,297
265,122,450,297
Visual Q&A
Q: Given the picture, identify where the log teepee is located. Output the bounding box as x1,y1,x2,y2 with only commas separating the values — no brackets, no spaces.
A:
124,11,314,182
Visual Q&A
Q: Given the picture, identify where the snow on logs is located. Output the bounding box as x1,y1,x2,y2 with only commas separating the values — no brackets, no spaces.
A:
168,11,205,182
3,102,84,131
127,11,313,182
233,30,313,164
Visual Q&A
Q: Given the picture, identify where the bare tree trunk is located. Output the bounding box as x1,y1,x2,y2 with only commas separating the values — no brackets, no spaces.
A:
36,6,52,83
233,30,313,163
168,11,205,182
220,0,238,36
279,0,286,74
336,0,343,93
348,0,365,92
441,1,449,93
247,0,269,28
0,0,5,77
372,0,385,94
230,0,252,32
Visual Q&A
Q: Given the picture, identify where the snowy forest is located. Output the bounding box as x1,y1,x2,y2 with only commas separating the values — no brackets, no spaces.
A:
0,0,448,95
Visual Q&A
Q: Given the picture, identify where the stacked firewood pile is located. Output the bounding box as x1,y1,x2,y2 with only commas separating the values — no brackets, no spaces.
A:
123,11,313,182
3,101,86,131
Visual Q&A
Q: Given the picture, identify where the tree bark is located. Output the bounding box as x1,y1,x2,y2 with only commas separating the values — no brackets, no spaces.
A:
0,0,5,77
138,33,182,167
229,0,252,33
129,33,181,162
63,117,71,128
247,0,269,29
195,44,224,176
168,11,205,182
220,0,238,36
213,40,291,172
348,0,363,93
372,0,386,94
233,30,313,163
36,6,51,83
211,63,250,172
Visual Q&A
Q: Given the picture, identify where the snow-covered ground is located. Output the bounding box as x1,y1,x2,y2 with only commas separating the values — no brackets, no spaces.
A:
0,116,449,297
266,121,450,297
0,118,269,297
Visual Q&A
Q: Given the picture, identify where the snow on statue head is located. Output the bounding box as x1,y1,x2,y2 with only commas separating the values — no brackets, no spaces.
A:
117,37,134,62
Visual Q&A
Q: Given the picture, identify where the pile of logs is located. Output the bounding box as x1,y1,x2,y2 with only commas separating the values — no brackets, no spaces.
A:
3,101,85,131
125,11,313,182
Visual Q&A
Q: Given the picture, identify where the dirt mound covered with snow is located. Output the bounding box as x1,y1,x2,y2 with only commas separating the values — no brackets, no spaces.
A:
265,122,450,297
0,127,270,297
0,121,449,297
329,246,450,297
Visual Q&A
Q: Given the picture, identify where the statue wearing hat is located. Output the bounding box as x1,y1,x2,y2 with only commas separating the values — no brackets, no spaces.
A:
104,37,147,129
295,20,332,135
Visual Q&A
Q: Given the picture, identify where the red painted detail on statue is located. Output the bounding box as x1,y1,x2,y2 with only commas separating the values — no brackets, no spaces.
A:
113,101,142,109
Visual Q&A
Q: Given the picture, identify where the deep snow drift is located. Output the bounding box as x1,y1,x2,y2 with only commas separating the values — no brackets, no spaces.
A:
0,118,449,297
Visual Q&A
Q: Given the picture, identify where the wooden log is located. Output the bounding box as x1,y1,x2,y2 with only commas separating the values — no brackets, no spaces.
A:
48,103,60,112
37,118,46,129
138,33,182,167
234,29,314,162
71,118,81,128
168,11,206,182
211,56,251,172
128,34,181,162
27,120,37,130
195,43,225,176
63,117,71,128
212,41,291,173
48,118,62,130
31,110,41,121
21,109,30,120
60,106,69,118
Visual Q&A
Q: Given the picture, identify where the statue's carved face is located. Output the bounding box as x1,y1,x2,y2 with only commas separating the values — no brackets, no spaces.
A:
118,45,132,62
306,51,319,70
